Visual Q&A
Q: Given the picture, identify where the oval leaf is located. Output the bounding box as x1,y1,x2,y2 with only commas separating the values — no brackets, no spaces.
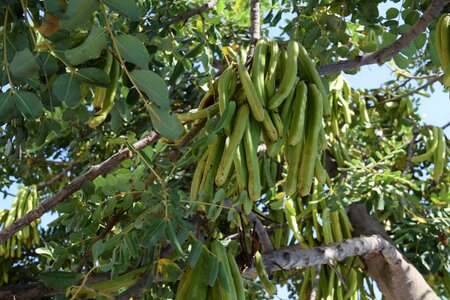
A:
53,73,82,107
9,48,39,78
0,92,16,122
60,0,99,30
39,272,83,289
105,0,140,21
92,240,104,261
65,25,107,65
149,105,184,140
75,68,110,87
116,34,149,70
14,91,44,119
130,70,169,109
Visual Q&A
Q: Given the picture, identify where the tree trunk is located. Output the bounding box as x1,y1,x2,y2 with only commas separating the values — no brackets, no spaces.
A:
348,204,438,300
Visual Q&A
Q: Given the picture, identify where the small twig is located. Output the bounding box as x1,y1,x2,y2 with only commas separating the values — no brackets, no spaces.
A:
391,77,412,93
247,0,261,60
375,74,443,107
328,260,348,291
402,132,418,175
37,162,79,190
246,211,274,253
442,120,450,129
317,0,450,75
166,0,219,25
1,190,16,198
75,210,125,273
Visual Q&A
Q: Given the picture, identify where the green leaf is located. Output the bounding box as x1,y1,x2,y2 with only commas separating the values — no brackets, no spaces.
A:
65,25,107,65
9,48,39,78
141,218,166,248
393,53,409,69
130,70,169,109
53,73,82,107
149,105,184,140
92,240,104,261
166,220,185,257
0,92,16,122
386,7,399,19
60,0,100,30
158,258,182,282
104,0,140,21
35,247,55,259
75,68,110,87
39,272,82,289
38,52,59,74
116,34,149,69
14,91,44,119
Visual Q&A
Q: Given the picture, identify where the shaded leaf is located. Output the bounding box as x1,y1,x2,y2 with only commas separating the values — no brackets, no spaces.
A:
14,91,44,119
0,92,16,122
60,0,99,30
53,73,81,107
116,34,149,69
104,0,140,21
130,70,169,109
38,52,59,74
39,272,82,289
65,25,107,65
157,258,182,282
92,240,104,261
75,68,110,87
9,48,39,78
140,218,166,248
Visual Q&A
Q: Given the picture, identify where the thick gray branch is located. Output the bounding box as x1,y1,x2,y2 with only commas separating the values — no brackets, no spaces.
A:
0,132,160,244
317,0,450,75
348,204,438,300
263,235,400,272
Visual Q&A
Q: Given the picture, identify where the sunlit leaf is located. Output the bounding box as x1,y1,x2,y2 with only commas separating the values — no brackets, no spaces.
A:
149,105,184,140
130,70,169,109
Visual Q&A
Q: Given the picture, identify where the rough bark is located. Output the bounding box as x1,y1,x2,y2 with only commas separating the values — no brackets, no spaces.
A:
348,204,438,300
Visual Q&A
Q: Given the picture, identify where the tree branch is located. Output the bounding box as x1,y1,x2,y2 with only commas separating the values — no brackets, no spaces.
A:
0,132,160,244
0,282,59,299
347,204,439,300
75,210,125,273
247,0,261,59
262,236,397,273
375,74,443,106
166,0,218,25
246,211,274,253
317,0,450,75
